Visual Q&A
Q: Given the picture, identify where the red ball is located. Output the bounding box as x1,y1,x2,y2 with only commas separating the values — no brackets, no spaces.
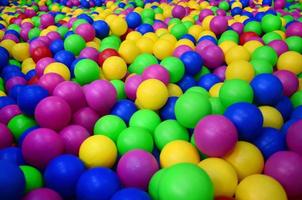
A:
97,48,119,66
239,32,259,45
28,76,39,85
31,46,52,63
215,197,235,200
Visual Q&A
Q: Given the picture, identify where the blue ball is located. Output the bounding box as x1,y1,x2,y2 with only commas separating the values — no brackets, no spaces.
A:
0,96,15,109
197,35,217,44
25,69,36,81
0,147,25,166
1,65,21,76
77,14,93,24
290,105,302,120
136,24,154,34
275,96,293,121
50,39,64,54
0,160,25,200
5,30,19,38
224,102,263,141
17,85,49,116
3,71,25,82
231,7,242,16
254,128,286,159
76,167,121,200
0,47,9,69
198,74,220,91
178,75,196,92
111,99,137,124
93,20,110,39
160,97,177,120
54,50,75,68
281,118,299,135
251,74,283,105
9,85,25,100
180,34,196,43
126,12,142,29
262,0,272,6
112,188,151,200
180,51,203,75
255,12,265,21
44,154,85,198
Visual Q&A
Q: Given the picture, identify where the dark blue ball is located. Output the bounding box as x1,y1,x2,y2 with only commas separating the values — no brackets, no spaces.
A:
180,34,196,43
9,85,25,100
178,75,196,92
290,105,302,120
262,0,272,6
198,74,220,91
5,30,19,38
0,147,25,166
112,188,151,200
111,100,137,124
0,96,15,109
77,14,93,24
136,24,154,34
275,96,293,121
126,12,142,29
160,97,177,120
25,69,36,81
0,47,9,69
198,35,217,44
93,20,110,39
255,12,265,21
180,51,203,75
54,50,75,68
50,39,64,54
231,7,242,16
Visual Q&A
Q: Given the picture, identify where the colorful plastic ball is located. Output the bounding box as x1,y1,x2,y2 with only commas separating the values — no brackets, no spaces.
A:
129,109,161,133
36,57,55,78
225,60,255,82
153,39,174,60
44,62,70,81
225,45,250,65
20,165,43,193
102,56,127,80
8,114,36,140
0,147,24,165
235,174,287,200
170,23,188,40
22,128,64,169
160,57,185,83
117,149,159,190
40,14,55,29
173,45,192,57
23,188,63,200
142,64,170,85
76,167,121,200
160,96,177,120
74,59,100,85
12,42,30,61
172,5,186,19
54,50,75,68
0,46,9,68
287,120,302,156
0,123,13,149
126,12,142,29
286,22,302,37
38,73,64,95
210,16,228,35
118,41,141,64
112,188,151,200
274,70,298,97
198,45,225,69
291,91,302,108
198,158,238,197
268,40,289,56
111,80,126,100
259,106,284,129
111,100,137,123
179,51,203,76
277,51,302,74
136,24,154,35
124,74,142,100
261,14,282,33
285,36,302,53
223,141,264,180
251,46,278,66
31,46,52,63
72,107,99,133
98,48,119,65
79,47,99,62
93,20,110,39
250,59,273,75
198,74,221,91
64,34,86,56
109,17,128,36
75,23,95,42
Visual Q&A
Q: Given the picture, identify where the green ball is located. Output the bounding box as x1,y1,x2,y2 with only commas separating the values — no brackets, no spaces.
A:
9,59,21,67
142,17,154,25
291,91,302,107
168,18,181,26
72,19,88,32
175,92,212,128
185,86,209,97
20,165,43,193
129,109,161,133
251,46,278,66
244,21,262,35
149,169,167,200
74,59,100,85
218,1,230,11
170,23,188,39
219,79,254,107
160,57,185,83
141,8,155,20
55,14,65,23
158,163,214,200
261,14,282,33
154,7,163,14
154,120,189,150
283,15,294,24
129,53,158,74
210,6,218,14
64,34,86,56
183,21,193,29
220,30,239,40
262,32,282,44
250,59,273,75
99,42,120,52
117,127,154,155
7,114,37,140
111,80,126,100
218,36,239,44
28,28,41,40
32,16,40,27
57,26,69,38
209,97,225,114
94,115,127,142
286,36,302,53
7,24,21,33
0,78,4,91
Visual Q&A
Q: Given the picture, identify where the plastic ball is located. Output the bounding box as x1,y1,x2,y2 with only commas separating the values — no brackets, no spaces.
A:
74,59,100,85
180,51,203,75
111,100,137,123
277,51,302,74
142,64,170,85
160,57,185,83
12,43,30,61
54,50,76,68
225,60,255,82
170,23,188,40
102,56,127,80
75,23,95,42
210,16,228,35
109,17,128,36
198,45,225,69
72,107,99,133
259,106,284,129
126,12,142,29
64,34,86,56
251,46,278,66
287,120,302,156
50,39,64,54
93,20,110,39
0,123,13,149
31,46,52,63
250,59,273,75
125,74,142,100
274,70,298,97
268,40,289,56
261,14,282,33
129,109,161,133
23,188,63,200
36,57,55,78
112,188,151,200
38,73,64,95
20,165,43,193
225,45,250,65
44,62,70,81
153,39,174,60
172,5,186,19
128,53,158,74
7,114,36,140
286,21,302,37
98,48,119,65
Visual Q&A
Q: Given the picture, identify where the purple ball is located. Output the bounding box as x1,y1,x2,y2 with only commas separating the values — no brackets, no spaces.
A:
173,45,193,57
172,5,186,19
40,14,55,29
274,70,298,97
79,47,99,62
264,151,302,198
0,104,22,124
125,75,143,100
199,9,214,22
59,125,90,155
38,73,65,94
38,36,51,46
286,22,302,37
195,40,216,53
198,45,225,69
22,128,64,169
36,57,55,77
274,0,285,9
231,22,244,35
268,40,289,56
0,123,13,149
23,188,63,200
142,64,170,85
213,65,226,81
35,96,71,131
5,76,27,91
153,21,167,30
75,23,95,42
47,31,61,42
287,120,302,156
3,34,19,43
117,150,159,190
210,16,228,35
30,39,47,54
194,115,238,157
20,27,30,41
216,9,226,16
72,107,99,133
21,22,34,29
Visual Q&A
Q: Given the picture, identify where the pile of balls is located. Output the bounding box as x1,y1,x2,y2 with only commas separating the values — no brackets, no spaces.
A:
0,0,302,199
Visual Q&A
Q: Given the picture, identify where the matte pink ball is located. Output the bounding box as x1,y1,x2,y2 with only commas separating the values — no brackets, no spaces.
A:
72,107,99,133
79,47,99,62
75,23,96,42
23,188,63,200
142,64,170,85
47,31,61,42
35,57,55,77
40,14,55,29
172,5,186,19
199,45,225,69
274,70,298,97
125,75,143,100
38,73,65,94
0,123,13,149
287,120,302,156
268,40,289,56
195,40,216,54
0,104,22,124
194,115,238,157
286,22,302,37
210,16,228,35
199,9,214,22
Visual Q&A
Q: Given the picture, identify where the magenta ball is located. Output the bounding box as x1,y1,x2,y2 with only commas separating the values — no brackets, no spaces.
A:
23,188,63,200
268,40,289,56
125,74,143,100
274,0,285,9
210,16,228,35
216,9,226,16
3,34,19,43
72,107,99,132
38,73,65,94
231,22,244,35
83,80,117,115
199,9,214,22
38,36,51,46
287,120,302,156
264,151,302,198
59,125,90,155
5,76,27,91
0,104,22,124
274,70,298,96
36,57,55,77
30,39,47,54
22,128,64,169
194,115,238,157
40,14,55,29
117,150,159,190
53,81,87,113
213,65,226,81
173,45,193,57
35,96,71,131
0,123,13,149
153,21,167,30
195,40,216,54
142,64,170,85
47,31,61,42
79,47,99,62
172,5,186,19
75,23,95,42
286,22,302,37
199,45,225,69
20,28,30,41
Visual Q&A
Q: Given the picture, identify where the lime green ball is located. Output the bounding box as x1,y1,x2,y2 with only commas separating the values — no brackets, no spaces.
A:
209,97,225,114
183,21,193,29
283,15,294,24
154,7,163,14
129,53,158,74
251,46,278,66
218,36,239,44
7,114,37,140
111,80,126,100
219,79,254,107
168,18,181,26
32,16,40,27
286,36,302,53
72,19,88,32
101,35,121,47
117,127,154,155
160,57,185,83
291,91,302,107
149,169,167,200
28,28,41,40
7,24,21,33
221,30,239,40
20,165,43,193
0,78,4,91
158,163,214,200
262,32,282,44
244,21,262,35
250,59,273,74
170,23,188,39
194,66,210,80
185,86,209,97
94,115,127,142
129,109,161,133
175,92,212,128
74,59,100,85
9,59,21,67
154,120,189,150
55,14,65,23
99,42,120,52
261,14,282,33
219,1,230,11
141,8,155,20
64,34,86,56
142,17,154,25
57,26,69,38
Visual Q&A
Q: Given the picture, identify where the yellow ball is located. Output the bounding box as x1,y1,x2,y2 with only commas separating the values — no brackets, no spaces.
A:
225,60,255,82
153,39,174,60
21,58,36,74
188,25,203,40
79,135,117,168
0,39,16,56
209,83,223,97
175,39,195,49
118,40,141,64
225,45,250,64
202,15,214,30
243,40,263,55
259,106,283,129
235,174,287,200
223,141,264,180
102,56,127,80
109,17,127,36
144,32,158,42
277,51,302,74
126,31,142,42
136,79,169,110
156,28,169,37
167,83,183,97
219,41,238,55
0,91,6,96
160,140,200,168
160,34,177,44
86,41,99,50
198,158,238,197
12,43,30,61
44,62,71,80
136,37,154,54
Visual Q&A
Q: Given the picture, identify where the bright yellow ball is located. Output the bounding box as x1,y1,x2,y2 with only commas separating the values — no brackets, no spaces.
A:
102,56,127,80
259,106,283,129
153,39,174,60
209,83,223,97
21,58,35,74
226,60,255,82
136,37,154,54
0,39,16,55
225,45,250,64
79,135,117,168
118,40,141,64
202,15,214,30
160,34,177,44
277,51,302,74
219,41,238,55
144,32,158,42
86,41,99,50
188,25,203,40
156,28,169,37
126,31,142,42
167,83,183,97
44,62,71,80
12,43,30,62
243,40,263,54
109,17,127,36
0,91,6,96
175,39,195,49
160,140,200,168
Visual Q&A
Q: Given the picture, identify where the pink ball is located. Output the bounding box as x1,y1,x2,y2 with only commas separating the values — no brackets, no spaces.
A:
23,188,63,200
24,8,36,18
38,73,65,94
213,65,226,81
22,128,64,169
0,104,22,124
153,21,167,30
40,14,55,29
194,115,238,157
30,39,47,54
53,81,87,113
35,96,71,131
3,34,19,43
72,107,99,133
198,45,225,69
125,74,143,100
59,125,90,155
20,27,30,41
274,0,285,9
216,9,226,16
79,47,99,62
210,16,228,35
173,45,193,57
0,123,13,149
47,31,61,42
264,151,302,199
231,22,244,35
38,36,51,46
36,57,55,77
199,9,214,22
274,70,298,97
287,120,302,156
142,64,170,85
83,80,117,115
195,40,216,53
21,22,34,29
117,150,159,190
268,40,289,56
5,76,27,91
67,18,77,29
75,23,95,42
286,22,302,37
172,5,186,19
